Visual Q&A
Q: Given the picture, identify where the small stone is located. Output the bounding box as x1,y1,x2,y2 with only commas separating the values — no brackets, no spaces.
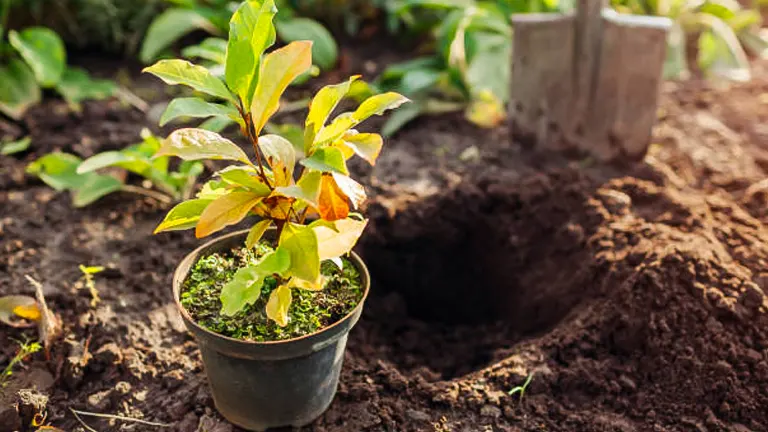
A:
406,409,431,423
480,405,501,418
87,389,113,411
618,375,637,392
115,381,132,394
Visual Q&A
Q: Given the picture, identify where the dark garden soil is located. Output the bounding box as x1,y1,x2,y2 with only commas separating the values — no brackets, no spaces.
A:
3,47,768,431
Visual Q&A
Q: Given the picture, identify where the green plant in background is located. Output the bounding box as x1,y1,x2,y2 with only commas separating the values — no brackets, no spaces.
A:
373,0,570,135
611,0,768,81
0,0,117,121
140,0,339,73
0,338,42,387
146,0,407,326
26,129,203,207
508,372,535,405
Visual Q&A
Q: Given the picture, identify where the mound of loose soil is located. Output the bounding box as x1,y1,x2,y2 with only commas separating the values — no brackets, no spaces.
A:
2,56,768,431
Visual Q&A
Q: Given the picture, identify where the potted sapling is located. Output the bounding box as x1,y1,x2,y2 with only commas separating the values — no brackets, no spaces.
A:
143,0,408,430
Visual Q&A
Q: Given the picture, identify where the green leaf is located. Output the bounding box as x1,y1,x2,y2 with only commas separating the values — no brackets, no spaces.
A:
182,37,228,64
249,41,313,136
299,147,349,175
143,59,233,102
314,92,409,145
196,191,264,238
9,27,66,87
664,24,690,80
342,131,383,165
276,17,338,70
217,166,271,194
382,102,422,137
159,97,238,126
246,219,272,248
196,179,230,199
199,116,236,133
26,152,84,191
265,284,292,326
279,223,320,282
466,46,510,102
56,68,116,110
311,217,367,260
72,174,123,207
220,247,290,316
225,0,277,106
0,59,41,120
275,169,322,207
157,128,252,165
140,9,219,63
76,151,134,174
305,76,358,150
1,137,31,155
154,199,213,233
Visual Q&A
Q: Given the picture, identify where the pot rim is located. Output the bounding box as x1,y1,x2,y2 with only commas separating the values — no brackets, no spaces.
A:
172,228,371,347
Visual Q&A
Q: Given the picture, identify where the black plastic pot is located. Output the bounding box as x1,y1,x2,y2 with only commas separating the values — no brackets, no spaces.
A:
173,229,370,431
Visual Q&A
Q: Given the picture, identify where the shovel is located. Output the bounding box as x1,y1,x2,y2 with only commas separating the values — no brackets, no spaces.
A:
510,0,673,162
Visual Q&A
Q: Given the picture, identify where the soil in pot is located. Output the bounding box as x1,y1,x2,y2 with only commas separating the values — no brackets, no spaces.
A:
180,241,365,341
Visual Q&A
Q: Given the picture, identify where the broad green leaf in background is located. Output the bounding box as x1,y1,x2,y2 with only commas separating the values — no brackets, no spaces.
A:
200,116,236,133
276,17,338,70
245,219,272,248
265,284,292,326
697,15,750,81
56,67,117,110
144,60,233,102
195,191,264,238
1,137,31,156
26,152,84,191
76,151,134,174
157,128,252,165
312,217,367,260
182,37,228,64
280,223,320,282
72,174,123,207
249,41,313,136
299,147,349,175
140,9,220,63
220,247,291,316
382,102,423,137
0,59,41,120
225,0,277,107
741,29,768,58
8,27,66,87
160,97,238,126
155,199,213,233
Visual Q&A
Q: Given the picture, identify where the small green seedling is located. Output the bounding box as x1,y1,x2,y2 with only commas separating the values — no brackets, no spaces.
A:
508,372,535,405
146,0,408,327
1,338,42,387
78,265,105,307
26,129,203,207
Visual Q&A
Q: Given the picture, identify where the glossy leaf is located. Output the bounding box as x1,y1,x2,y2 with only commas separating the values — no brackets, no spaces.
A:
76,151,133,174
0,59,41,120
218,166,271,194
157,128,252,165
276,17,338,70
299,147,349,175
9,27,66,87
140,9,219,63
160,97,238,126
305,76,359,150
220,247,290,316
154,199,213,233
342,131,383,165
332,173,366,209
259,134,295,186
196,191,264,238
144,60,233,102
225,0,277,106
275,169,322,207
246,219,272,248
250,41,313,136
280,223,320,282
317,174,350,221
314,92,409,145
312,217,367,260
265,284,292,326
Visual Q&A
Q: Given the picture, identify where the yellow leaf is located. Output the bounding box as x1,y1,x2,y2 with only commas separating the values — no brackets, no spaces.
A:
196,191,264,238
266,284,292,326
0,295,39,327
342,131,383,165
312,218,367,261
318,174,349,221
279,223,320,282
13,304,41,321
289,275,326,291
305,76,360,152
245,219,272,249
465,90,505,128
332,173,366,209
250,41,313,137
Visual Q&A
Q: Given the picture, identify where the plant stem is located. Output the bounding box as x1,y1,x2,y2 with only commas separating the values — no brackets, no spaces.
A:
69,409,171,427
120,185,173,204
237,99,272,189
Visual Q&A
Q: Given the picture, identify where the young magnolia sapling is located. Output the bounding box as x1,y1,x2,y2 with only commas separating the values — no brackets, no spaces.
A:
146,0,408,328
